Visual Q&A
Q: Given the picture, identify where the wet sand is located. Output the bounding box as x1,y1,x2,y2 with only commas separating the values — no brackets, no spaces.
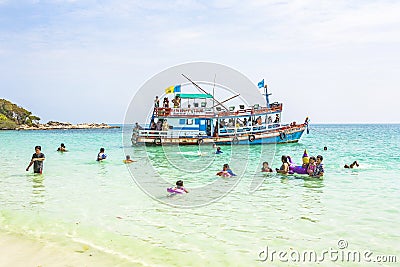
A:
0,232,142,267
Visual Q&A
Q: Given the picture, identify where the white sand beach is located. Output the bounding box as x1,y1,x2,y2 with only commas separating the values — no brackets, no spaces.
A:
0,232,141,267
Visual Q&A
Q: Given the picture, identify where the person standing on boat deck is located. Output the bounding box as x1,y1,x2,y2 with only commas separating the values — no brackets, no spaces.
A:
150,121,157,130
276,155,289,174
26,146,45,174
162,120,169,131
307,156,316,175
311,155,324,178
163,97,169,108
134,122,143,131
156,120,162,131
256,116,262,125
274,114,280,123
154,96,160,108
172,95,181,108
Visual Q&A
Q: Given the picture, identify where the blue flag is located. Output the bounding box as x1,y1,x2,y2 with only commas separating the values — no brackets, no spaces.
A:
258,79,264,88
174,85,181,92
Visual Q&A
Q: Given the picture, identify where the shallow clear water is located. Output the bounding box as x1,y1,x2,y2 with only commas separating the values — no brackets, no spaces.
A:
0,125,399,266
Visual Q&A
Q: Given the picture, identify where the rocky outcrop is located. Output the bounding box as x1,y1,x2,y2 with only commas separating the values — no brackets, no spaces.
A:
17,121,120,130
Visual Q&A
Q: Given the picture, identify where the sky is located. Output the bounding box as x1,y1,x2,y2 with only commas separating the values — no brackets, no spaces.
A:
0,0,399,124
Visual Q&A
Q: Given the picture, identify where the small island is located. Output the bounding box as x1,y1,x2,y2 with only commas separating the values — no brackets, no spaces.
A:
0,98,119,130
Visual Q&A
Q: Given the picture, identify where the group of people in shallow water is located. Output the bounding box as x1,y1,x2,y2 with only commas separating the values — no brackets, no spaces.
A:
25,144,137,174
260,150,325,178
212,148,325,178
275,154,324,178
25,143,357,195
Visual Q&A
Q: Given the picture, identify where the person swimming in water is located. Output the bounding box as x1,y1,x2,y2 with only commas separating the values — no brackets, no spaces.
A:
344,161,359,169
276,155,290,174
174,180,189,193
261,162,273,172
57,143,67,152
216,164,236,176
97,148,107,161
215,147,223,154
123,155,135,163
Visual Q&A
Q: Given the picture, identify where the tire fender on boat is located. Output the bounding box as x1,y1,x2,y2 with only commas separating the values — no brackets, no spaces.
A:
232,136,239,145
279,132,286,140
154,138,162,145
248,134,255,142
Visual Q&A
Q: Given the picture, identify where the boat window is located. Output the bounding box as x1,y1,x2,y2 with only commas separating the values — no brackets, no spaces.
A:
187,119,193,125
195,119,200,124
179,119,186,125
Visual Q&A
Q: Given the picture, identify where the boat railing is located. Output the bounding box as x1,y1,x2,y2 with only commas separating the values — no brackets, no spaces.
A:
218,123,287,136
138,129,206,138
154,107,214,117
154,104,282,118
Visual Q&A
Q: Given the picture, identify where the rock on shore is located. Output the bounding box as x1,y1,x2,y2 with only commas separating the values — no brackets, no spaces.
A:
17,121,120,130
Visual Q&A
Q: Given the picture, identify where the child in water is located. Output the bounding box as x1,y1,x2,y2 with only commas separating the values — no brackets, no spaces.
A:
123,155,135,163
216,164,236,176
174,180,189,193
215,147,223,154
307,156,316,175
261,162,273,172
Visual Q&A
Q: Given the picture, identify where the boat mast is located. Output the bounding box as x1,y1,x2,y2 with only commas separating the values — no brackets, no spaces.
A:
264,84,271,107
212,74,216,114
181,74,229,111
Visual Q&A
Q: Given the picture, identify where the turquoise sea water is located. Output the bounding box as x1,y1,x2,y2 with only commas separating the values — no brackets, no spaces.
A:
0,124,399,266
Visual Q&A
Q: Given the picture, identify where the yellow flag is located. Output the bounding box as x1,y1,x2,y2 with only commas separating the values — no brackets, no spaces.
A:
165,86,174,94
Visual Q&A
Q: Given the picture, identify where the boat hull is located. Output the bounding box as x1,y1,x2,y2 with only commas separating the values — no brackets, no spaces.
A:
133,125,306,146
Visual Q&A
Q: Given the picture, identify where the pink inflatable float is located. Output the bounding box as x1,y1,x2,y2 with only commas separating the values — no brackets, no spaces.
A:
167,187,186,194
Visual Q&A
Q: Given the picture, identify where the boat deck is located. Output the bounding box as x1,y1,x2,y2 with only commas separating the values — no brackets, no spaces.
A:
154,103,282,118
